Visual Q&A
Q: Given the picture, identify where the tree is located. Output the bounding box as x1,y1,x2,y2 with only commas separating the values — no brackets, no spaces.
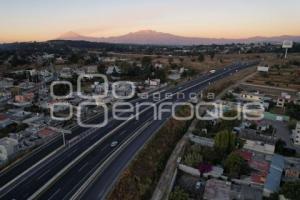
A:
286,103,300,120
69,53,80,63
279,181,300,200
155,68,167,83
224,152,250,178
141,56,152,66
168,57,174,64
169,187,189,200
219,110,241,131
197,53,205,62
214,130,236,155
209,52,215,60
97,63,106,74
275,139,296,157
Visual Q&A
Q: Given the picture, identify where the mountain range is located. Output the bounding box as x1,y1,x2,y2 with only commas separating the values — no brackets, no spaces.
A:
57,30,300,45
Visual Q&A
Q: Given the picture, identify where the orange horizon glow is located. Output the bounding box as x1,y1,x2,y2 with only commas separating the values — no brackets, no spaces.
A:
1,0,300,43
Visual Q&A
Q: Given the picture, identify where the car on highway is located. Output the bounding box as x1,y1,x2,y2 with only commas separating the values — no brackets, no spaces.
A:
110,141,119,147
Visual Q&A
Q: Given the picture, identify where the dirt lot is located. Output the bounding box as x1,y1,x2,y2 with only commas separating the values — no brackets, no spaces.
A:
111,52,262,73
245,53,300,90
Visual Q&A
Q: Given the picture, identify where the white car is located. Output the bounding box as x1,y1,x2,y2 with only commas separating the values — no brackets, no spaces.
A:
110,141,118,147
195,181,202,190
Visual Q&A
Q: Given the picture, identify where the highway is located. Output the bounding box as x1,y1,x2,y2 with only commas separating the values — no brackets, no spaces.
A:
0,61,258,200
70,65,252,200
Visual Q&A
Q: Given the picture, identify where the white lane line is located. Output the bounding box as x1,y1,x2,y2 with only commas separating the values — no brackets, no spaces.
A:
67,149,78,157
0,145,64,195
37,169,51,180
119,130,127,136
71,120,152,200
48,188,61,200
78,162,89,172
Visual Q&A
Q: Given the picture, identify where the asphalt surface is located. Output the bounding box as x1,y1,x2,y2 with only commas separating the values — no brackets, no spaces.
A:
0,61,258,200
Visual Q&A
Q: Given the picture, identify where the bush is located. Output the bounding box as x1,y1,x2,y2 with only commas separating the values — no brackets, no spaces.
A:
169,186,189,200
214,130,237,155
183,145,203,167
224,152,250,178
279,181,300,200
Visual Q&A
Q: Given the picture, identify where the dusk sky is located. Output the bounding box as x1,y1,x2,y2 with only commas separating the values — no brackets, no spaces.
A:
1,0,300,42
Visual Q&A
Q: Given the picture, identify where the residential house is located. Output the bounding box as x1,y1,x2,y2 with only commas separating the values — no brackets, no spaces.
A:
85,65,98,74
7,108,32,120
154,63,163,69
37,128,57,140
239,92,264,102
0,91,12,103
0,137,19,164
263,154,285,197
59,67,73,78
0,78,14,89
55,57,65,64
203,179,231,200
18,82,35,90
230,184,263,200
292,122,300,145
276,98,285,108
145,79,160,87
106,66,121,75
15,92,34,103
257,66,269,73
0,114,13,129
243,140,275,155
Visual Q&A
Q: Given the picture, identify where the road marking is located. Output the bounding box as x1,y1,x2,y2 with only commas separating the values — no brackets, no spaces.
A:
37,169,51,180
67,149,78,157
119,130,127,136
78,162,89,172
71,120,152,200
0,145,64,196
48,188,61,200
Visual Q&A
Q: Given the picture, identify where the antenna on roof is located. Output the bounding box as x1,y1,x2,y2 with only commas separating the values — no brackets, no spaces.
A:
282,40,293,59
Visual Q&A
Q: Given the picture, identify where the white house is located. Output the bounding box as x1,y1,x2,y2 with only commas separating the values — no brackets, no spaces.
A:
85,65,98,74
239,92,264,102
243,139,275,155
145,79,160,87
257,66,269,73
154,63,163,69
59,67,73,78
276,98,285,108
0,78,14,89
292,122,300,145
0,137,19,163
106,66,121,75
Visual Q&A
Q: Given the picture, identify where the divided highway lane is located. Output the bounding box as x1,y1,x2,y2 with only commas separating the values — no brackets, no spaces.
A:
0,80,179,190
38,61,258,200
80,109,173,199
0,61,239,189
36,111,156,200
0,108,156,199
